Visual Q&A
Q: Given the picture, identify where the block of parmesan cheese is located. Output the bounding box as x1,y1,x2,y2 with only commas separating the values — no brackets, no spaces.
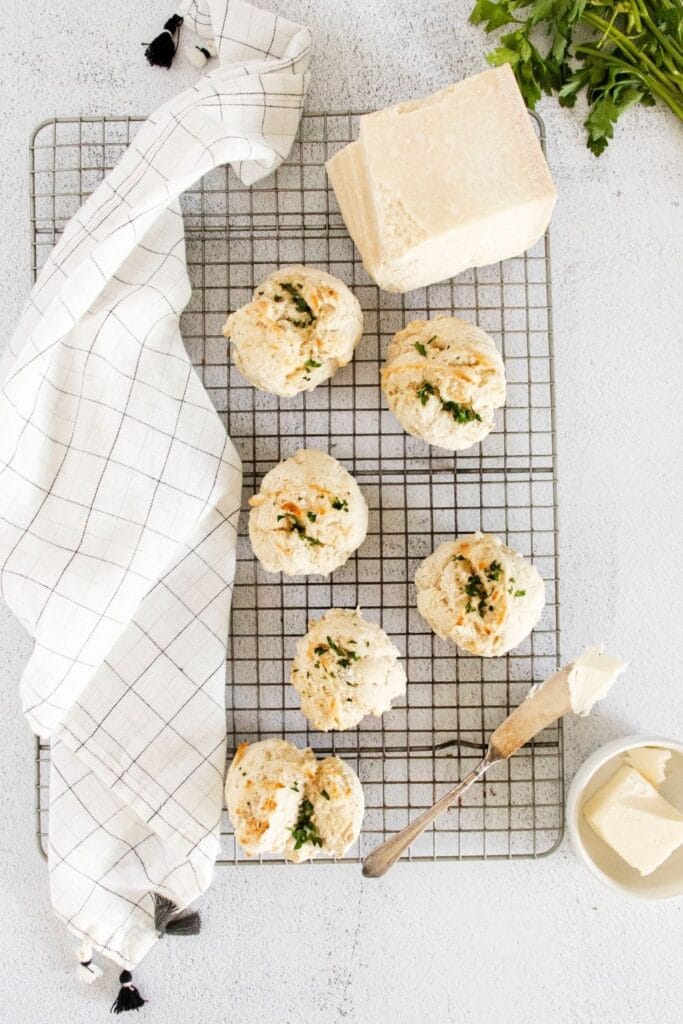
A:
326,65,557,293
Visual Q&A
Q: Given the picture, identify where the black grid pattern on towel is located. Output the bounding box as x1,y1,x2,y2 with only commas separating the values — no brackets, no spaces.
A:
33,111,562,864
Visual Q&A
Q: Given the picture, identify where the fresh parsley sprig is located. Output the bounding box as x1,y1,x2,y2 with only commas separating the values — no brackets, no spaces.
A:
469,0,683,154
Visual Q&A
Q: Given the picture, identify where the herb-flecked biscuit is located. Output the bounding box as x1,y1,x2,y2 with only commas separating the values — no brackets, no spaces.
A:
290,608,406,730
223,265,363,397
248,449,368,576
381,317,506,450
225,738,364,862
415,532,545,657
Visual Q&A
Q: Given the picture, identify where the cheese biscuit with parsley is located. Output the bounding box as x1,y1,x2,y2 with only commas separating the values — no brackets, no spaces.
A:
225,739,364,862
223,265,362,397
291,608,406,731
381,317,505,451
415,532,545,657
248,449,368,576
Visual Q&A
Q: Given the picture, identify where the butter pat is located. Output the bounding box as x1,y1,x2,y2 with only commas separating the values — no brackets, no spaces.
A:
568,645,627,716
625,746,671,788
326,65,557,293
583,765,683,876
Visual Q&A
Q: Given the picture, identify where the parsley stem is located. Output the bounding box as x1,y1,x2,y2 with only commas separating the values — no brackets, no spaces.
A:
632,0,683,73
583,12,683,100
576,45,683,119
638,18,683,79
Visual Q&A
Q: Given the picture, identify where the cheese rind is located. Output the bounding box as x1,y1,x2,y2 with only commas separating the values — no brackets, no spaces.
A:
325,65,557,293
583,765,683,876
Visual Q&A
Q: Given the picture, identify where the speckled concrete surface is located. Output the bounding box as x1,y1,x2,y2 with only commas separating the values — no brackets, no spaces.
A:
1,2,682,1022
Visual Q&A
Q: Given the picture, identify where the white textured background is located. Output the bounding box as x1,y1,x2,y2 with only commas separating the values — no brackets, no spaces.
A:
1,2,682,1022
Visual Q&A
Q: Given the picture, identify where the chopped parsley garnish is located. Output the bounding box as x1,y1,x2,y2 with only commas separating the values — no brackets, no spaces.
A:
277,511,305,534
273,294,283,302
320,789,330,801
441,400,482,424
414,335,437,357
326,635,360,670
416,381,436,406
307,510,317,522
464,573,490,618
486,561,503,582
416,380,481,423
455,554,465,561
514,589,527,598
304,358,321,369
314,644,328,657
464,575,483,597
290,799,323,851
291,782,299,792
280,281,316,326
277,510,322,546
331,497,349,512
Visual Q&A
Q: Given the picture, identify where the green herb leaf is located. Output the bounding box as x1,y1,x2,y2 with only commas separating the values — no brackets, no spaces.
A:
463,573,491,617
304,358,321,369
290,799,323,850
278,509,322,546
331,497,349,512
416,380,480,422
416,380,436,405
320,789,331,801
326,635,360,667
514,589,527,597
280,281,317,324
307,510,317,522
414,341,428,357
469,0,519,33
277,511,305,534
440,399,482,424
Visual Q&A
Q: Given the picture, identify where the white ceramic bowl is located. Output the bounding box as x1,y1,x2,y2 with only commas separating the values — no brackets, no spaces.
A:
567,735,683,900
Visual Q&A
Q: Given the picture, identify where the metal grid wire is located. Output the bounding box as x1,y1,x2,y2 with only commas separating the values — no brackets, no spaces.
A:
31,111,562,864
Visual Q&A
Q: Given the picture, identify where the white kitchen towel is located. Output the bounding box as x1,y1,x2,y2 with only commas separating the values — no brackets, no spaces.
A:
0,0,311,969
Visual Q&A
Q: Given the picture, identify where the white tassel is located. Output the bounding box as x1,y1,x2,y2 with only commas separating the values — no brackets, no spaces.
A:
185,40,218,68
76,943,103,985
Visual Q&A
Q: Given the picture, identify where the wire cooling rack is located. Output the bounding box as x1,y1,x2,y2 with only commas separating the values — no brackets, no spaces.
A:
32,111,562,864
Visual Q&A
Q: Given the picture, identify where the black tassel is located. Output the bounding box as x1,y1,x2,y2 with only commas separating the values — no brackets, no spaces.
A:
111,971,146,1015
153,892,201,936
143,14,183,68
